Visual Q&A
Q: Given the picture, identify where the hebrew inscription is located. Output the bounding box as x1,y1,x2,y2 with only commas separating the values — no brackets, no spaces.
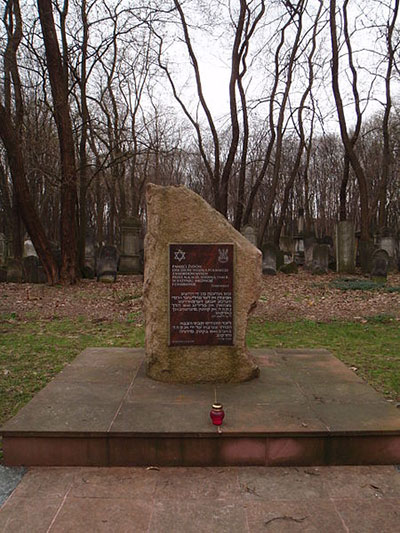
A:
169,244,234,346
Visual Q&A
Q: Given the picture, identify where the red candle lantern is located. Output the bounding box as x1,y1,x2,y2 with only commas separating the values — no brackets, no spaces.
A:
210,403,225,426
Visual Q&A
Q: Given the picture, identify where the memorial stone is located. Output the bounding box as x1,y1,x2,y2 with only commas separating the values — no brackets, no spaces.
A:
144,184,261,383
6,258,23,283
262,242,277,275
96,245,119,282
336,221,355,274
311,244,330,274
241,224,257,247
376,232,396,271
83,235,96,279
119,217,142,274
279,235,294,256
304,235,316,270
371,249,389,281
23,239,37,258
279,261,298,274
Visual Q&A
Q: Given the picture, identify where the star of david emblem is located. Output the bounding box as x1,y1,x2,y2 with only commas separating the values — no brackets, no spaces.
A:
174,249,186,262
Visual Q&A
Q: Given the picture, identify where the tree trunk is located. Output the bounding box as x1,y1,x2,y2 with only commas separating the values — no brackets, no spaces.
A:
37,0,78,284
0,103,59,283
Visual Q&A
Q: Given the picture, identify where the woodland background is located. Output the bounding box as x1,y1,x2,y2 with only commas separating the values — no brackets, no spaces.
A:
1,0,400,284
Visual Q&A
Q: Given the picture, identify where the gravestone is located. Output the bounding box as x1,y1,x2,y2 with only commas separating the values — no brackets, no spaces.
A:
376,232,396,271
83,235,96,279
336,221,355,274
304,235,316,270
262,242,277,275
23,256,39,283
119,217,142,274
144,183,261,383
311,244,330,274
96,245,119,282
279,235,294,256
241,224,257,247
23,239,37,258
279,261,298,274
293,236,305,265
6,258,23,283
370,249,389,281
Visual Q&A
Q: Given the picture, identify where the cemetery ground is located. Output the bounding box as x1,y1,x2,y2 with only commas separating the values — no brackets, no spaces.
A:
1,271,400,532
1,269,399,445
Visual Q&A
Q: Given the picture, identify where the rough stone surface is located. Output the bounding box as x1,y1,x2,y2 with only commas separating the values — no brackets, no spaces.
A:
371,249,389,280
336,221,355,274
311,244,330,274
144,184,261,383
262,242,277,275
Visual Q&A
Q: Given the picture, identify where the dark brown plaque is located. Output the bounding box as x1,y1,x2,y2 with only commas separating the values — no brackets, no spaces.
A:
169,244,234,346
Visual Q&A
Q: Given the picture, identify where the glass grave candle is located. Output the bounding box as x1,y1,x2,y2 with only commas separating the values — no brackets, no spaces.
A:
210,403,225,426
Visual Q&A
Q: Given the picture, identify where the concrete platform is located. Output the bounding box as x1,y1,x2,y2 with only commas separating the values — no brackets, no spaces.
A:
1,348,400,466
2,465,400,532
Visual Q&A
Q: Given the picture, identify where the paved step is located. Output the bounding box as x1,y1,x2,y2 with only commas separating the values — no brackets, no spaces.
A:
1,348,400,466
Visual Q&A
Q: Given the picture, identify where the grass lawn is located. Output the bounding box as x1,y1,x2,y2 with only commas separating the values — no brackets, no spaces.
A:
0,315,399,430
248,317,400,402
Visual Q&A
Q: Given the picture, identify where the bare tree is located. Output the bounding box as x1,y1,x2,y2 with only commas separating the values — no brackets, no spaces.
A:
37,0,78,283
330,0,370,246
0,0,59,283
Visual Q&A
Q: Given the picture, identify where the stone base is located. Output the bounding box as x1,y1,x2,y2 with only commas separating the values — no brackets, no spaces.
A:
1,347,400,467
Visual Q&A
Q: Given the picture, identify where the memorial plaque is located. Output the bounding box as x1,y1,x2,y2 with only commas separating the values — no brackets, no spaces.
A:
169,243,234,346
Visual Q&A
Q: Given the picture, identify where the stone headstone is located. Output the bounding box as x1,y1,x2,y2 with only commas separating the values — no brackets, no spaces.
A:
293,235,305,265
370,249,389,281
23,256,39,283
119,217,142,274
311,244,330,274
144,184,261,383
96,245,118,282
23,239,37,258
262,242,277,275
304,235,316,270
279,235,294,256
279,261,298,274
376,233,396,271
6,258,23,283
0,267,6,282
336,221,355,274
241,224,257,247
83,235,96,279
